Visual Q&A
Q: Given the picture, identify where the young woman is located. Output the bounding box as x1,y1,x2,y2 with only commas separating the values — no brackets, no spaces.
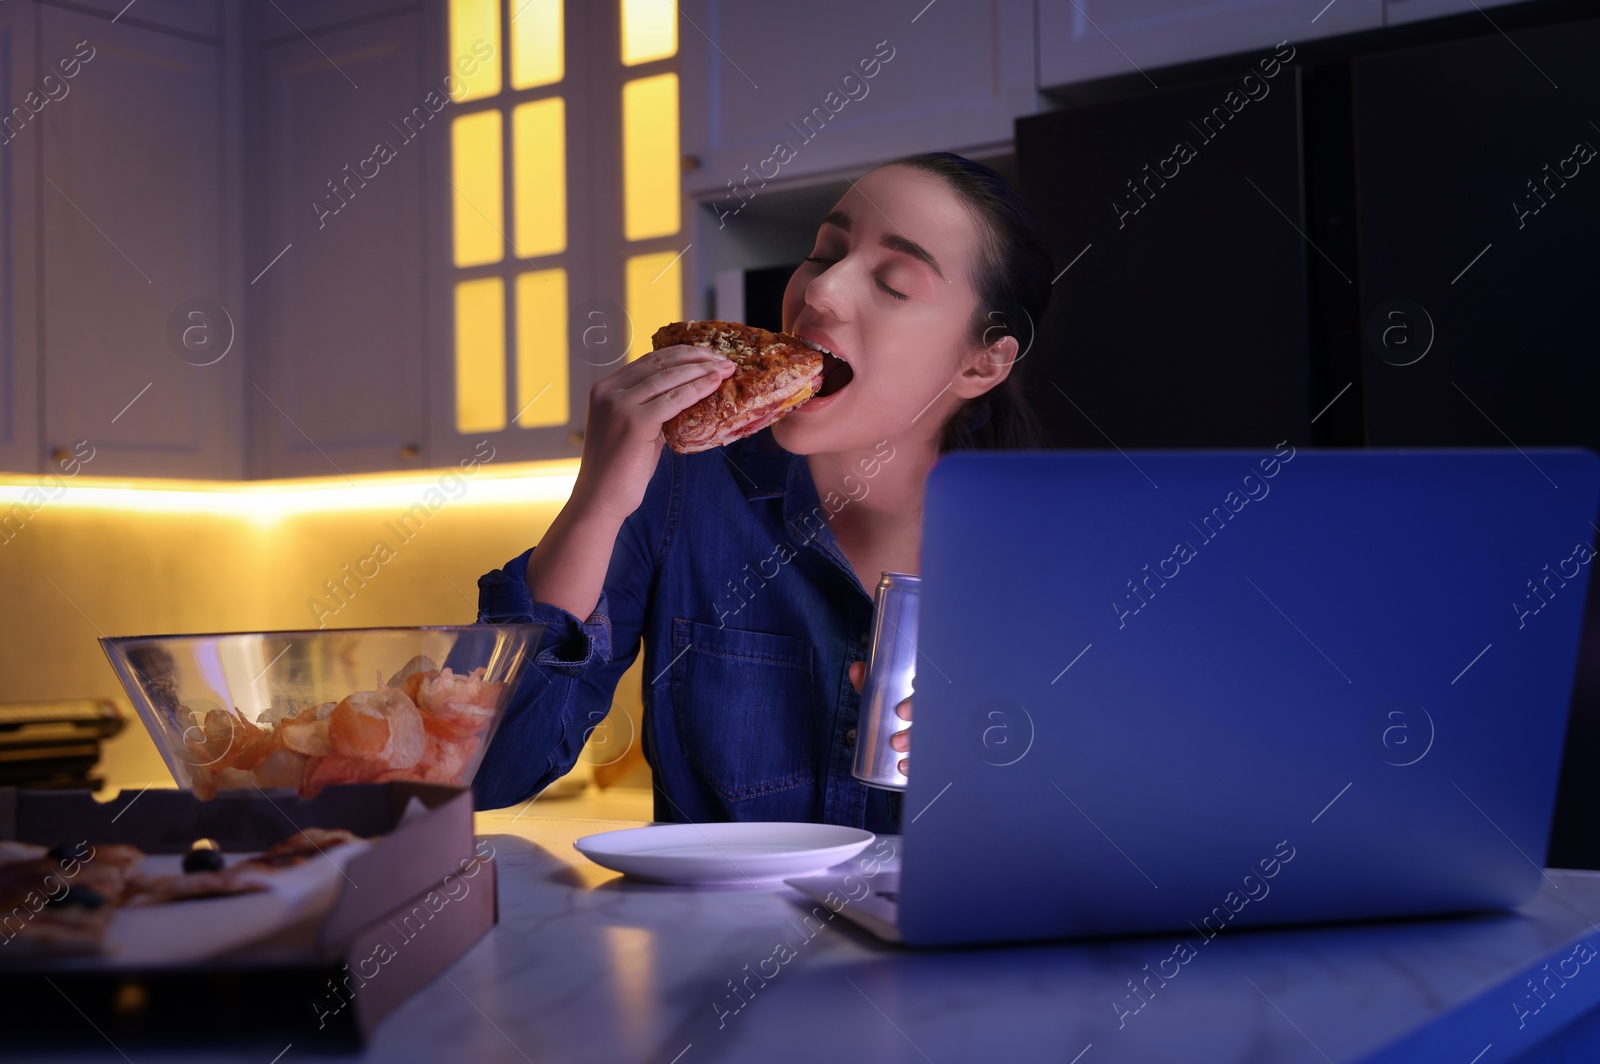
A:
474,153,1053,832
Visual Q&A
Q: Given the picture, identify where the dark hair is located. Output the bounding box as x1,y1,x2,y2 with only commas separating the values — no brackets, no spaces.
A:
883,153,1052,452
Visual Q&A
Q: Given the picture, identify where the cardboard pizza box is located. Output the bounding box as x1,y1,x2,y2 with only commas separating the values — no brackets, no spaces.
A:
0,782,496,1051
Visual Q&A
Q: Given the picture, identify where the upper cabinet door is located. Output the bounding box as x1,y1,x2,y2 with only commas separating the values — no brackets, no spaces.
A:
261,0,418,36
40,5,243,479
678,0,1036,196
252,9,429,478
61,0,221,38
1384,0,1524,25
1039,0,1383,90
0,1,41,474
1352,17,1598,452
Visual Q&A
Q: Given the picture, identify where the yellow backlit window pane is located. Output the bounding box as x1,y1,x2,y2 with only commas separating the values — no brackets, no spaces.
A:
455,278,507,433
451,110,504,267
512,0,563,89
448,0,501,101
625,251,683,361
514,98,566,258
621,0,676,65
516,271,570,427
622,74,679,241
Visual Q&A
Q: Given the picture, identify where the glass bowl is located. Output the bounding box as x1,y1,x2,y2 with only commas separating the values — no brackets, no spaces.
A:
100,624,540,799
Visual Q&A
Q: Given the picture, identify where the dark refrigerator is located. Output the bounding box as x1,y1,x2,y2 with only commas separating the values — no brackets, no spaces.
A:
1016,15,1600,866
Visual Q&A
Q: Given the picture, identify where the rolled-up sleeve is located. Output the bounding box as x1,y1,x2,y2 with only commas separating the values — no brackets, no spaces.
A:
471,455,673,811
477,546,613,670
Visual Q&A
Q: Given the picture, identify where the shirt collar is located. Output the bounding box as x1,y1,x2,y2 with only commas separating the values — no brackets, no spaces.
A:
717,430,871,600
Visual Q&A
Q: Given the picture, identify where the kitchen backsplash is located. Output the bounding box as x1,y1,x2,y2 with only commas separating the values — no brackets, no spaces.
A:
0,461,648,793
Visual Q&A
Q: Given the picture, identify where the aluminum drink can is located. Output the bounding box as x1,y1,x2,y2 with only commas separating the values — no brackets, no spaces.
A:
851,571,921,791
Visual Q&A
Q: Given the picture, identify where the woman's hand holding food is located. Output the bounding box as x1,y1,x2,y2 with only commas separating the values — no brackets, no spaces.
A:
571,346,736,523
848,662,913,776
526,347,733,621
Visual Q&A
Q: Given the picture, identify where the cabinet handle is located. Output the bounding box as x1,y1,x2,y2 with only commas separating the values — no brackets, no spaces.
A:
400,443,420,459
567,430,584,446
50,446,69,465
681,154,701,173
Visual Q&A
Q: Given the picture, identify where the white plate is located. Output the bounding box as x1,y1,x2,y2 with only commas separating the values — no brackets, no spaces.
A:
573,822,875,886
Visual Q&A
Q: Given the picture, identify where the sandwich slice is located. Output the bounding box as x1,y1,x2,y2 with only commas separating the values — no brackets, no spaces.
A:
652,320,832,454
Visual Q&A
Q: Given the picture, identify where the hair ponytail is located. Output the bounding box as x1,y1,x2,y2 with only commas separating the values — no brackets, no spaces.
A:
886,152,1053,453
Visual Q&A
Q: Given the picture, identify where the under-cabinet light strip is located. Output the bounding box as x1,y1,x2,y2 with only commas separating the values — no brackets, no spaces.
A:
0,459,580,522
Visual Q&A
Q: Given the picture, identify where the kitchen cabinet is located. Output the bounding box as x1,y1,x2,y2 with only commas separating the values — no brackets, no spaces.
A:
250,6,431,478
677,0,1036,199
39,3,245,479
1038,0,1382,90
55,0,221,39
0,2,41,474
264,0,419,38
1016,69,1315,449
1385,0,1525,25
5,0,1582,481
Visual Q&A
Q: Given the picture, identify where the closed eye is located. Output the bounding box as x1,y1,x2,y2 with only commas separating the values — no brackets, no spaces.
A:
803,256,909,302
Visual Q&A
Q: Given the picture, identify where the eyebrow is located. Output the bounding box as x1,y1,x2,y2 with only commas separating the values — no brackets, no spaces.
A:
820,210,946,281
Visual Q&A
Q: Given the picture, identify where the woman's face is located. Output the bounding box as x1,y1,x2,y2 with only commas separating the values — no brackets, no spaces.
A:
773,164,998,456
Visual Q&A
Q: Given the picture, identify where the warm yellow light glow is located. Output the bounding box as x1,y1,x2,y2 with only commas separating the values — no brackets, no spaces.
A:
517,270,570,427
621,73,680,241
620,0,676,65
514,97,566,258
455,277,507,433
601,925,659,1047
624,250,683,361
448,0,501,101
512,0,563,89
452,109,505,267
0,462,580,524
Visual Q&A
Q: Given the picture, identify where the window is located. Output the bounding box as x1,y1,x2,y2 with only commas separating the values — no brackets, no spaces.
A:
447,0,681,437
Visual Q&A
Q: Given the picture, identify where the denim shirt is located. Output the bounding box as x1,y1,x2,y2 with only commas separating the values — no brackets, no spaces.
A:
473,428,905,833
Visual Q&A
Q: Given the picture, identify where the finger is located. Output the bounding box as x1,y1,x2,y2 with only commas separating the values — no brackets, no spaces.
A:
610,347,731,393
897,756,909,776
639,368,731,422
848,662,865,694
635,344,731,373
895,697,913,721
890,729,910,752
622,350,734,398
625,357,735,407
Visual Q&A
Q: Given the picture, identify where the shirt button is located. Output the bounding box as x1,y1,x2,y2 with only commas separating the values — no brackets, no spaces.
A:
858,631,870,647
845,728,857,747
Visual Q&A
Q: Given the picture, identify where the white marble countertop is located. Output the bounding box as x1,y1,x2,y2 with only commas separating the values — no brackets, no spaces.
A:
17,813,1600,1063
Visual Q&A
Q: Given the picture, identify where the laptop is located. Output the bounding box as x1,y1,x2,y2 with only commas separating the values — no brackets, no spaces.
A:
788,447,1600,947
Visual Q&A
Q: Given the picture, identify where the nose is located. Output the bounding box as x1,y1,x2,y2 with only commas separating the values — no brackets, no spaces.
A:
799,260,853,326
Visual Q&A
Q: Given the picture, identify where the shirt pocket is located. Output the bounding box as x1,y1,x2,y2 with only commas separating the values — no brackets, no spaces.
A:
671,618,816,804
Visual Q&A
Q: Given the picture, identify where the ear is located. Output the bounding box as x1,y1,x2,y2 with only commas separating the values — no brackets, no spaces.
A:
950,333,1018,400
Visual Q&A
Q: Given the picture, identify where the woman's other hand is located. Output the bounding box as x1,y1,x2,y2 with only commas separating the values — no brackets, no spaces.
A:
848,662,912,777
572,346,735,523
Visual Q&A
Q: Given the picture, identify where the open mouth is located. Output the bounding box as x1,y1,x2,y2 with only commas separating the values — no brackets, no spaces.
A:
817,352,854,397
799,339,855,398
